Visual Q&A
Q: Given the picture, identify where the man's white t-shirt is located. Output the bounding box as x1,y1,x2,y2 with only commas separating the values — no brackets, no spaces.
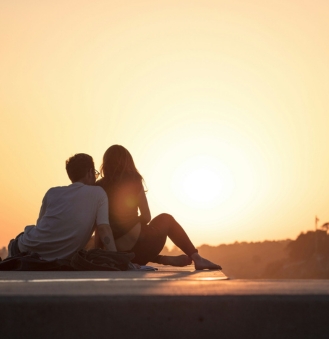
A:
18,182,109,260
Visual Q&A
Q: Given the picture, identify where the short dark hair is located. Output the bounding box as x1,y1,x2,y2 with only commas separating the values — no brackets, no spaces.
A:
65,153,94,182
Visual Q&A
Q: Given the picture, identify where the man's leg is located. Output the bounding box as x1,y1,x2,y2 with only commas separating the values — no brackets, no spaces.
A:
7,232,24,258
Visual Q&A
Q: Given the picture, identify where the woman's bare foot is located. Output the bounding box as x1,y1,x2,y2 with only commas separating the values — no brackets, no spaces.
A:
158,255,192,267
191,253,222,270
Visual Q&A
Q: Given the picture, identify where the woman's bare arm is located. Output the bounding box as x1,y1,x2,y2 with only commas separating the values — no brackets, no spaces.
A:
138,190,151,225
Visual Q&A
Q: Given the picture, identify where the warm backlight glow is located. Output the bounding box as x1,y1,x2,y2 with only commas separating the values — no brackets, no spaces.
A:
171,155,234,208
0,1,329,248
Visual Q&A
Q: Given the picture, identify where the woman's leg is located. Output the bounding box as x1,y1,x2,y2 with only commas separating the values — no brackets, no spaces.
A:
84,235,96,250
130,213,193,265
152,214,221,269
131,213,221,269
151,213,198,257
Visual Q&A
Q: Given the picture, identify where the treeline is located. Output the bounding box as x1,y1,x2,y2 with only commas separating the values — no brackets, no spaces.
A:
161,230,329,279
264,230,329,279
161,239,290,278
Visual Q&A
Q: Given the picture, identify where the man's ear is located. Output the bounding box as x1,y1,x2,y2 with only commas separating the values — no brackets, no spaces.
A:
88,168,96,183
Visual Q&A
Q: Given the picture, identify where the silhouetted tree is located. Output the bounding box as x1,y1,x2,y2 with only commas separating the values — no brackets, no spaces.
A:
321,222,329,232
264,230,329,279
286,231,315,260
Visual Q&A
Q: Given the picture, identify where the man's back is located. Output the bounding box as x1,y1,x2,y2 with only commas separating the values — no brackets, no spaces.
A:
18,182,108,260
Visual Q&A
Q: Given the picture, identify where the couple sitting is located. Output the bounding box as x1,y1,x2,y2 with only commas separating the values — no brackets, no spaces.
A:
9,145,221,270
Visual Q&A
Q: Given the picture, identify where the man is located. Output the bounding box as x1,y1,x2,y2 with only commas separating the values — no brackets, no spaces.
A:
8,153,117,260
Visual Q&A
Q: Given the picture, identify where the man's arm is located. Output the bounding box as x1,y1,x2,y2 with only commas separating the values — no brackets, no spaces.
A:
95,190,116,251
96,224,117,251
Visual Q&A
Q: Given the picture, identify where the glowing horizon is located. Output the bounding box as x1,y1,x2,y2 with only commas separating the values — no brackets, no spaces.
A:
1,0,329,249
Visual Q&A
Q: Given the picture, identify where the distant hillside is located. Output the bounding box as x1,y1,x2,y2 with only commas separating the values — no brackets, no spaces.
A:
161,239,291,278
263,230,329,279
162,230,329,279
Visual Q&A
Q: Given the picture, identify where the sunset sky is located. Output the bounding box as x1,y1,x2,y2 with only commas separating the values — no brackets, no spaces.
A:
1,0,329,249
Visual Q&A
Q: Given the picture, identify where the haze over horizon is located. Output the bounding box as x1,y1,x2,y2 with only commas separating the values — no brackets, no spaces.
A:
1,0,329,249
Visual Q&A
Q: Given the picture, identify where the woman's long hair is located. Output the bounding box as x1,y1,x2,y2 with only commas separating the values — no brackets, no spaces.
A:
100,145,145,187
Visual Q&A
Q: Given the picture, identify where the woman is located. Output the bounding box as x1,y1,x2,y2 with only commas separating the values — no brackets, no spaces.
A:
95,145,221,270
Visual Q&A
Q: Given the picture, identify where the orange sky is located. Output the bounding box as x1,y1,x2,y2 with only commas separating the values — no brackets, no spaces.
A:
1,0,329,249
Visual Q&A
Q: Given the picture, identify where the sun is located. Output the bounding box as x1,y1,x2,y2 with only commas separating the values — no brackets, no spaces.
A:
181,168,222,204
170,155,235,209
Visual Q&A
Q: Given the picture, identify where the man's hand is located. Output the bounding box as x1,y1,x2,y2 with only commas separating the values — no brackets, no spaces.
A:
96,224,117,252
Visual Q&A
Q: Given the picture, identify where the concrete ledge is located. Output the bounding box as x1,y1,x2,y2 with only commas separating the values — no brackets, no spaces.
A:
1,294,329,339
1,270,328,338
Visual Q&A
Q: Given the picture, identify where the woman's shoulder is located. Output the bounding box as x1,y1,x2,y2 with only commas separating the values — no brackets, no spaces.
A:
121,174,143,190
95,175,143,191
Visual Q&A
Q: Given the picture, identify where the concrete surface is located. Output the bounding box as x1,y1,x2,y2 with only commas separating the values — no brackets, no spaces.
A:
1,267,329,339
